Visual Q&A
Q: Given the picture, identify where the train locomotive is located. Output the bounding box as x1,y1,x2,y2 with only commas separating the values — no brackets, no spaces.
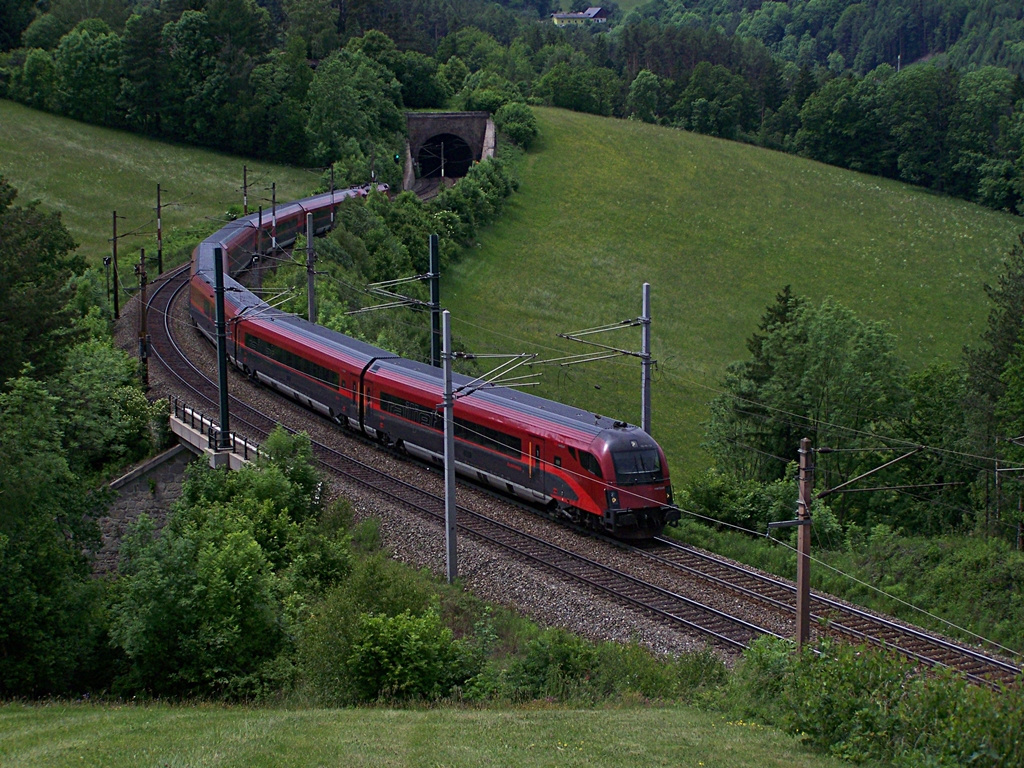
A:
189,186,680,539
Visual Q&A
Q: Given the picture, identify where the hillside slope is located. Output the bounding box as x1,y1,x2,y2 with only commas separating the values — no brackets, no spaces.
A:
445,107,1023,475
0,100,313,263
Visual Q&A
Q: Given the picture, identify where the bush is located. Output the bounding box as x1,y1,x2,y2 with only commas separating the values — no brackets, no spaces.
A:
494,102,538,149
347,609,476,702
771,640,1024,767
723,636,795,723
590,641,726,700
110,508,286,699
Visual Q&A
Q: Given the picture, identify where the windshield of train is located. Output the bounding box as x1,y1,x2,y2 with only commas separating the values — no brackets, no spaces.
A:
611,449,663,485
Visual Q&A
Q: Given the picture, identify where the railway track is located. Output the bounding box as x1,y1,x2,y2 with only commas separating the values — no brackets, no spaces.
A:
145,264,778,652
145,263,1024,684
630,536,1022,687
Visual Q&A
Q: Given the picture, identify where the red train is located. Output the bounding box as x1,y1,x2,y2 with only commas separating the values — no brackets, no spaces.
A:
189,186,679,538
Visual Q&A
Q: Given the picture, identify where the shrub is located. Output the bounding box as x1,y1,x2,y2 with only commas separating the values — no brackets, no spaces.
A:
590,641,725,700
110,508,286,699
347,608,476,702
724,635,796,722
494,102,538,149
504,627,598,700
777,641,1024,767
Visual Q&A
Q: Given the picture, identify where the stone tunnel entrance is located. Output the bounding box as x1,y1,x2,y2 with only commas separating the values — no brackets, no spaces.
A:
417,133,474,179
403,112,496,196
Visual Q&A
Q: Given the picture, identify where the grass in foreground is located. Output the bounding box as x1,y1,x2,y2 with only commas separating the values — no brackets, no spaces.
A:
0,100,314,266
0,702,865,768
445,108,1023,475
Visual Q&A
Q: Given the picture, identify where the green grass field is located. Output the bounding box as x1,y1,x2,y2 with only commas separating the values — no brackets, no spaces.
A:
0,702,868,768
0,100,315,266
446,107,1024,475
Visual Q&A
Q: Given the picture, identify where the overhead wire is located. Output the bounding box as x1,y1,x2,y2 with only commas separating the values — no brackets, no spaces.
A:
160,192,1024,661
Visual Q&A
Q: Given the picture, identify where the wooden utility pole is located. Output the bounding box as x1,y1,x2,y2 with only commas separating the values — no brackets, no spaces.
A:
796,437,813,650
112,211,120,320
136,248,149,387
156,184,163,274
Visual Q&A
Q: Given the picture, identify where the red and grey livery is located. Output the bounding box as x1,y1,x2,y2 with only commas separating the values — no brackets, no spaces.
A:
189,185,679,538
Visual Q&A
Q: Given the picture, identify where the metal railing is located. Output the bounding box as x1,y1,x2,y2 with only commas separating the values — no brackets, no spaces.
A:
171,397,262,462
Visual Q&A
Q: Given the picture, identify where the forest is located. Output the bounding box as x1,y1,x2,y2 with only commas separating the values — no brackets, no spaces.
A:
1,0,1023,212
2,2,1024,764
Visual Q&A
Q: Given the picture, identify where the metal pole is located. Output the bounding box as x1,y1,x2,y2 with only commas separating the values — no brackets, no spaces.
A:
257,206,263,255
156,184,163,275
306,213,316,324
214,246,230,451
641,282,652,435
430,234,441,368
330,167,335,225
796,437,813,650
138,248,148,387
271,182,277,250
443,309,458,583
243,165,248,215
994,439,999,536
112,211,120,320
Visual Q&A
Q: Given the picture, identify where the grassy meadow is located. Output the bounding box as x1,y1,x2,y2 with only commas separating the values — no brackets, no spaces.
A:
0,702,868,768
446,107,1024,475
0,100,315,266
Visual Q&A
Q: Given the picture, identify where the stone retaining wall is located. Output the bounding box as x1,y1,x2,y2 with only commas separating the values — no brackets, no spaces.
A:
93,443,198,575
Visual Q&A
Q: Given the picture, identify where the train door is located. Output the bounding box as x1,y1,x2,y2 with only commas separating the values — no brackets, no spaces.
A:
528,438,547,495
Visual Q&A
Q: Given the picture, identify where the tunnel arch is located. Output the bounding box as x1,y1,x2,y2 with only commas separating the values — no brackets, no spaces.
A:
416,133,474,179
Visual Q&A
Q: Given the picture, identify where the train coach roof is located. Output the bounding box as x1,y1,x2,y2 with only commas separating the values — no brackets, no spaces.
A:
192,184,628,441
270,313,393,364
378,355,624,437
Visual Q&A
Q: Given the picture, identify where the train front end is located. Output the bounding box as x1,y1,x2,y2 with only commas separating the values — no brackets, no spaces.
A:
593,426,679,539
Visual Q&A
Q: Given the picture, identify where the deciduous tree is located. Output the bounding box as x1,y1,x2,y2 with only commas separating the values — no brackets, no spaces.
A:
0,177,83,385
0,376,103,696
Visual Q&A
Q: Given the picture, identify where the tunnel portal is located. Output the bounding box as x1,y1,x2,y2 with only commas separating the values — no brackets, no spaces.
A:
417,133,474,178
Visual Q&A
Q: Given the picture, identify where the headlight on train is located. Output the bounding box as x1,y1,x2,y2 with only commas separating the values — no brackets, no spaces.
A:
606,489,620,509
666,484,674,504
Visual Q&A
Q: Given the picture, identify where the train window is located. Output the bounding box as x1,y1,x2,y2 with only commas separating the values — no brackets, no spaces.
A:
579,451,602,479
380,393,441,429
611,449,663,485
454,417,522,458
554,456,561,467
245,333,339,387
567,447,577,461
